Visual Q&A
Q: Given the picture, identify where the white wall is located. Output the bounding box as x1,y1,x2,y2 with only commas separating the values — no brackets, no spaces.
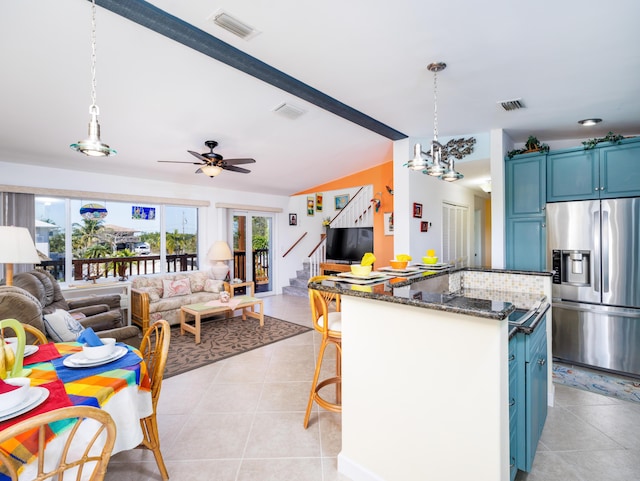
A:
0,161,301,293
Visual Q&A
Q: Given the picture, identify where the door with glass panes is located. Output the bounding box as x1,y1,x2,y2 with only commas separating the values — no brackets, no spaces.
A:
232,212,273,294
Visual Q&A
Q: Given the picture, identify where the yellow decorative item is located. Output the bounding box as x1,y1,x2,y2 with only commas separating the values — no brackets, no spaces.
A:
422,256,439,264
0,319,30,378
351,264,373,276
361,252,376,266
396,254,412,262
426,249,436,257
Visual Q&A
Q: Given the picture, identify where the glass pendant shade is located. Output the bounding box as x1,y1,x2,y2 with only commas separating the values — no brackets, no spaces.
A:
70,105,116,157
407,143,427,171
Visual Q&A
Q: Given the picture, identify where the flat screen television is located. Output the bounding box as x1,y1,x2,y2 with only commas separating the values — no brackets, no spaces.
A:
325,227,374,263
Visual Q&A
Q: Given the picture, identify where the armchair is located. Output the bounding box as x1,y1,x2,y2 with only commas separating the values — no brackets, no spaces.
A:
1,270,139,345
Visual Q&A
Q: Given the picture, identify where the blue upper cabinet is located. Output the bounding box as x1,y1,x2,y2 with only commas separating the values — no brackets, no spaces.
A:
547,149,598,201
547,138,640,202
600,141,640,198
505,152,547,271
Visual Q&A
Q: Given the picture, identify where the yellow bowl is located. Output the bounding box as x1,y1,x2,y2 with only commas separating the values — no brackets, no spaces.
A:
422,256,439,264
389,260,408,269
350,264,372,276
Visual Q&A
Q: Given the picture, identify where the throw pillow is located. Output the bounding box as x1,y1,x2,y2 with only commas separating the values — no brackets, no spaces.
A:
43,309,86,342
137,287,161,302
204,278,224,293
162,278,192,298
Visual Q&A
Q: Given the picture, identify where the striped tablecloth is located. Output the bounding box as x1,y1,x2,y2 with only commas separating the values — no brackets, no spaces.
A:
0,342,152,480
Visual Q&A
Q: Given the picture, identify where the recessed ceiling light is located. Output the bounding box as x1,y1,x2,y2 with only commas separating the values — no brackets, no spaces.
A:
578,118,602,126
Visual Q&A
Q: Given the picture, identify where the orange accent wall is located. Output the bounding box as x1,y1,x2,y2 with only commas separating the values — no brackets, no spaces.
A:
294,161,394,267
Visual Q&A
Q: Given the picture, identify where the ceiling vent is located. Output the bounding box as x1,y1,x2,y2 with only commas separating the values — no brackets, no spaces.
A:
273,102,306,120
499,98,525,111
209,10,260,40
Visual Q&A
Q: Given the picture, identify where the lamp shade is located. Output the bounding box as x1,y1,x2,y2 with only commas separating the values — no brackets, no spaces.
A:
208,241,233,261
0,226,41,286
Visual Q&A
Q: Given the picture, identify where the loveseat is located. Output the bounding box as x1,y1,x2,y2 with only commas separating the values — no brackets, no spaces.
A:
130,271,229,331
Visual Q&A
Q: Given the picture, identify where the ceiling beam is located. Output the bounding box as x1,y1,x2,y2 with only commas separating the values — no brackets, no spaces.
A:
95,0,408,141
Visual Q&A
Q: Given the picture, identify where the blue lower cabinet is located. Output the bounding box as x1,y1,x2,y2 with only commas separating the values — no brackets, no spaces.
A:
509,316,548,476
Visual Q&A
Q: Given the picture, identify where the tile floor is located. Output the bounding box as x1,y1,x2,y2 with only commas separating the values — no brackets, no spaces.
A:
105,294,640,481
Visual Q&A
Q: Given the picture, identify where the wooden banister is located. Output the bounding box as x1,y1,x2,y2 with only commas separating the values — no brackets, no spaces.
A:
307,234,326,257
282,232,308,258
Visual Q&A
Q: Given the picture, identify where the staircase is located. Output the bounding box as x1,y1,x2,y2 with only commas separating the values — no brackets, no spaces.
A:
282,261,311,298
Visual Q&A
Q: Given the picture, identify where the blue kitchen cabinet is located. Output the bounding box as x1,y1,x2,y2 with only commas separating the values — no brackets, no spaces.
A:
547,138,640,202
510,315,548,475
505,153,547,271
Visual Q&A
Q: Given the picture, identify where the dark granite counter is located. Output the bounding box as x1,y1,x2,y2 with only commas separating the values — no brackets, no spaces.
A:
309,266,551,322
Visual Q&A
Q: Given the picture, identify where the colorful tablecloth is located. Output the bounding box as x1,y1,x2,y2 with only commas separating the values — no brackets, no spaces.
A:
0,342,152,480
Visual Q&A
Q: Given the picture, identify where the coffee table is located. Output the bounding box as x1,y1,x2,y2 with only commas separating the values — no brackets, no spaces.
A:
180,295,264,344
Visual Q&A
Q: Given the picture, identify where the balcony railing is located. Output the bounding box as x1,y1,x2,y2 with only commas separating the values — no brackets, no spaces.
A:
40,254,198,281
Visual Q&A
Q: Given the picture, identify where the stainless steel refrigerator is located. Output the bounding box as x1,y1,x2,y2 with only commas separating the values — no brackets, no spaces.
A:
547,198,640,377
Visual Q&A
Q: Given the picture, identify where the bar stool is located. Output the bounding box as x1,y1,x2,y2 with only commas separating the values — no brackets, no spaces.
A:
304,282,342,428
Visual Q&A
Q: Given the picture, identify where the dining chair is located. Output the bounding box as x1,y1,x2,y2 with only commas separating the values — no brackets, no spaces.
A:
0,405,116,481
304,285,342,428
308,275,341,312
23,323,48,345
138,319,171,480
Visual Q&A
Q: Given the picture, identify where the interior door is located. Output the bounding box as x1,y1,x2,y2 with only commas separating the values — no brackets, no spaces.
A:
232,211,273,295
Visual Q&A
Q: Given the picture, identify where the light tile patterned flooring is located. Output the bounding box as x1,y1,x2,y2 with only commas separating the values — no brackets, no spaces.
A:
105,295,640,481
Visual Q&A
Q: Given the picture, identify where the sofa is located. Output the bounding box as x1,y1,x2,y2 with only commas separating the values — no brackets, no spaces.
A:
130,271,230,331
0,270,140,346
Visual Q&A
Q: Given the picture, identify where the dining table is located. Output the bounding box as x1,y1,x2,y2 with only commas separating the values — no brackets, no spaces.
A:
0,340,153,480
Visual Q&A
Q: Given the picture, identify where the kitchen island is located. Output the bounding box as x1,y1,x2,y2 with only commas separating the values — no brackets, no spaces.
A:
309,267,552,481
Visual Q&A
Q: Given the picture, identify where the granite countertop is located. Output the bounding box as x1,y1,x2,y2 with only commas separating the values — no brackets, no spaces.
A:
310,266,551,322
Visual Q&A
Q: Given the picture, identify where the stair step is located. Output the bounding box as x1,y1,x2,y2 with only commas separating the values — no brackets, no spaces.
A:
282,285,308,298
290,277,308,288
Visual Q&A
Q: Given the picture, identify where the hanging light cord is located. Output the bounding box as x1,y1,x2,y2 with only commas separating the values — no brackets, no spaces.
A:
89,0,98,114
432,68,438,141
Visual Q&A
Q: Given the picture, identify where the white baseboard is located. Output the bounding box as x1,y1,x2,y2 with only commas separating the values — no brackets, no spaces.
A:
338,453,386,481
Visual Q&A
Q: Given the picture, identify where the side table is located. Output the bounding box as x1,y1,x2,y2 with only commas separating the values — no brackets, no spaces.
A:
229,281,254,297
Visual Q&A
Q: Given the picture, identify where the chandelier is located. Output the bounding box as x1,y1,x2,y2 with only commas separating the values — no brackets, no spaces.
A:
407,62,475,181
70,0,116,157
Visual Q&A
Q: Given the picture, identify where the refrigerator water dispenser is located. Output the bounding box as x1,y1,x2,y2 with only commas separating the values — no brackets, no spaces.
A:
552,249,591,286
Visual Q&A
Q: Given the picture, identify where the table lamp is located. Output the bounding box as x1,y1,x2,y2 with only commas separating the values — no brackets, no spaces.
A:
208,241,233,280
0,226,41,286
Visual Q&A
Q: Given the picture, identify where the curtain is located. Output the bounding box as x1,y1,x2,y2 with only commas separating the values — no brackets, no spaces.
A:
1,192,36,277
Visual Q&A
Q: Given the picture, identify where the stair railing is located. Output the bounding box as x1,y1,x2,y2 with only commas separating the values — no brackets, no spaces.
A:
282,232,308,258
306,185,374,276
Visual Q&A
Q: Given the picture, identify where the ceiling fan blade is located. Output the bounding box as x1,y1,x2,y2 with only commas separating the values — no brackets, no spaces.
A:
223,158,256,165
158,160,203,165
188,150,210,163
223,165,251,174
195,168,203,174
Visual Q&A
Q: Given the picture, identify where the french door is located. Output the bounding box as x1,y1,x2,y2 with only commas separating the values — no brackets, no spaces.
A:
232,211,273,295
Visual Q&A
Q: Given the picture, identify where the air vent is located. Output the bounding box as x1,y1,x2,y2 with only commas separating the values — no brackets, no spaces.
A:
273,102,306,120
499,98,525,111
209,10,260,40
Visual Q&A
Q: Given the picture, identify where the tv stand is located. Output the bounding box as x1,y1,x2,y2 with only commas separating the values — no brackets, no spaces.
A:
320,262,353,275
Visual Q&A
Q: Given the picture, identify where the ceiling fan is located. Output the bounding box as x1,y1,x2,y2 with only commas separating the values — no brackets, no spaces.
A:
158,140,256,177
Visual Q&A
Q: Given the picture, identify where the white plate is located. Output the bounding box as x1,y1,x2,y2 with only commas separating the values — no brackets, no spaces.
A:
336,271,388,280
24,345,38,357
0,387,49,421
414,263,452,270
63,346,128,368
378,266,421,274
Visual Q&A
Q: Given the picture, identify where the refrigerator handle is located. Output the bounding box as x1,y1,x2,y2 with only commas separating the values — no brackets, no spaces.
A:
594,210,600,293
602,210,609,293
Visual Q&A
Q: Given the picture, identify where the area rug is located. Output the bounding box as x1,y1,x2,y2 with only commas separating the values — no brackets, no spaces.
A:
164,315,311,378
553,362,640,404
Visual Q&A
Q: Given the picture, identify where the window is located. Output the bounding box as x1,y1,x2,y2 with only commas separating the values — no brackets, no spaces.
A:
35,197,199,281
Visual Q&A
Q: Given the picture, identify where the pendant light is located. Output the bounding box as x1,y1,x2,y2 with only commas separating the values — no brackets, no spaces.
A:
70,0,116,157
407,62,467,182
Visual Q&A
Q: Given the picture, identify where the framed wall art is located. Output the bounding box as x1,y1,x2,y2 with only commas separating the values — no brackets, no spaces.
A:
384,212,394,236
420,221,429,232
334,194,349,210
307,196,315,216
413,203,423,218
289,213,298,226
316,193,323,212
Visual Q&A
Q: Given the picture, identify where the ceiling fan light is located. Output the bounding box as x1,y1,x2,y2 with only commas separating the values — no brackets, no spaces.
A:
201,164,223,177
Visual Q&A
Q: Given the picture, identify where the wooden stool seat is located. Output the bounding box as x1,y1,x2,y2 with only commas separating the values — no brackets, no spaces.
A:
304,278,342,428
